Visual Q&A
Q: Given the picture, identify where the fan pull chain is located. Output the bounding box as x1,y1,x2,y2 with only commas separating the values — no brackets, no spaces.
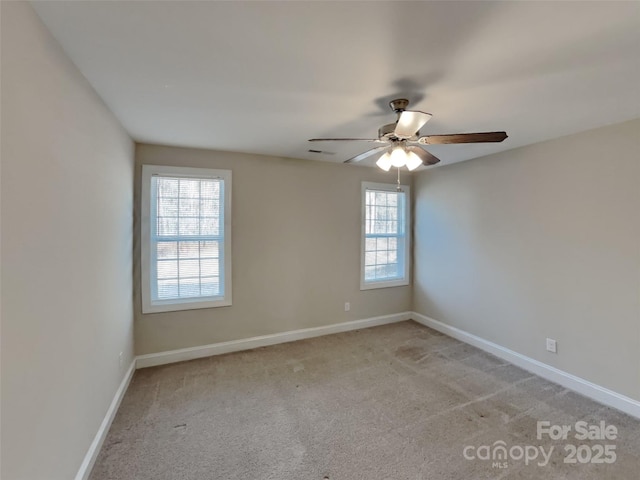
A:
397,167,401,191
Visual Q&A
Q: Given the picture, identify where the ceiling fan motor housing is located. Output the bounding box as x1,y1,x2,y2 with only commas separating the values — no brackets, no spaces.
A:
378,123,396,139
378,122,419,142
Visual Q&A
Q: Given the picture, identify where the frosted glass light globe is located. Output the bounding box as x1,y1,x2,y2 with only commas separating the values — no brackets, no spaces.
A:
376,152,392,171
389,147,408,168
406,151,423,171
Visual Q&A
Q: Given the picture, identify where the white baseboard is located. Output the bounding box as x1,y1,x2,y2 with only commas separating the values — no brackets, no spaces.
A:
136,311,413,369
411,312,640,419
75,360,136,480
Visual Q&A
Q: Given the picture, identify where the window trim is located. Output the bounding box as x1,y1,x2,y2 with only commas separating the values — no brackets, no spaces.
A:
141,164,232,314
360,181,411,290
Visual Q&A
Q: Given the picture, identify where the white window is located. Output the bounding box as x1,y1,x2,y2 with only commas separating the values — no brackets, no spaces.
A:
141,165,232,313
361,182,410,290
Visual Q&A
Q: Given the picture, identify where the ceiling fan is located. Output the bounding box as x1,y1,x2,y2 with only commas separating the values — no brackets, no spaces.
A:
309,98,507,171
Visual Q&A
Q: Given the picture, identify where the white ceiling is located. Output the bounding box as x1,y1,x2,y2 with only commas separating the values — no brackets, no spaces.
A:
31,1,640,168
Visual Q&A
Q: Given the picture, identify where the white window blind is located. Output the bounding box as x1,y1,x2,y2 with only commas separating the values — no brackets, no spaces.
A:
141,165,232,313
361,182,410,289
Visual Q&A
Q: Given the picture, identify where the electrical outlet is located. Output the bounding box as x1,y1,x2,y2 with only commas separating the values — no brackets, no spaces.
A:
546,338,557,353
344,302,350,312
119,352,123,368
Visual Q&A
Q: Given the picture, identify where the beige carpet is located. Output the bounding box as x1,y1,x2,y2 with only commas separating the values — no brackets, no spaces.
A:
90,321,640,479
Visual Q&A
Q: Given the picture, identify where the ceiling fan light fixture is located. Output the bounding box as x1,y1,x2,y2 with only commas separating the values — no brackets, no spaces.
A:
405,151,423,171
376,152,392,171
308,98,506,169
389,147,408,168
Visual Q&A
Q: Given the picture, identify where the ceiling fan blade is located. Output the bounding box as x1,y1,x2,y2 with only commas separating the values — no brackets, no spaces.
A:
394,110,432,139
344,146,390,164
418,131,508,145
309,138,385,142
407,146,441,166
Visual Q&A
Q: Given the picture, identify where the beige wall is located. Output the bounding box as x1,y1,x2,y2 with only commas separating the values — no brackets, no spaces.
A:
413,119,640,401
134,144,412,354
1,3,134,479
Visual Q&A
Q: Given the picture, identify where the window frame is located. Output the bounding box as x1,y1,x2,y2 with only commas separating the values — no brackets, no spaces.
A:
141,164,232,314
360,181,411,290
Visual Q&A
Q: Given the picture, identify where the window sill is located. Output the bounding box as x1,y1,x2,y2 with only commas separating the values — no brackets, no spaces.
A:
360,279,410,291
142,297,232,314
